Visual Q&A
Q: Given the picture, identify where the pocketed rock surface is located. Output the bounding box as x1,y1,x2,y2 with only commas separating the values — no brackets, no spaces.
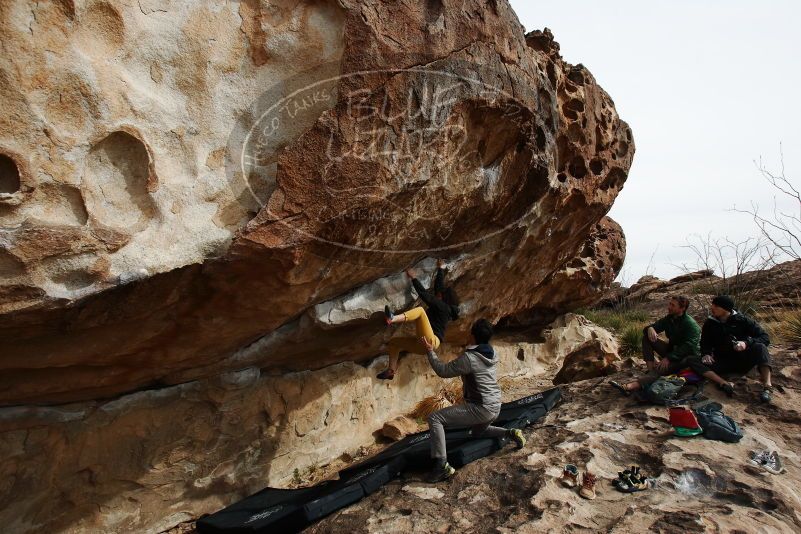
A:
306,346,801,534
0,0,631,406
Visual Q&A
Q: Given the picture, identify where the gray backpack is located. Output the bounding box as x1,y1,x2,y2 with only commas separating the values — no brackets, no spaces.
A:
694,403,743,443
643,377,686,405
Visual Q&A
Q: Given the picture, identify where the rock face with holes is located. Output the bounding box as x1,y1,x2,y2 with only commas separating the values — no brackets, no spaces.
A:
0,3,637,530
0,2,633,407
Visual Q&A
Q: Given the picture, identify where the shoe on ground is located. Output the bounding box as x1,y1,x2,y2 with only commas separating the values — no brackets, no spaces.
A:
613,466,639,488
760,387,772,403
427,462,456,483
613,474,632,491
762,451,785,475
579,472,597,500
508,428,526,449
561,464,579,488
717,382,735,397
621,475,652,493
376,369,395,380
748,450,771,467
609,380,630,397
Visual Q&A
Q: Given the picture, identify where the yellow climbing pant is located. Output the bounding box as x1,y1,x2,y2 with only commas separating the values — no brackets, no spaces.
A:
386,306,441,371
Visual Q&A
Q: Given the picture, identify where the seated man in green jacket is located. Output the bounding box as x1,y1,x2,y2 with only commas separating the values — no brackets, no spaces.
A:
611,295,701,394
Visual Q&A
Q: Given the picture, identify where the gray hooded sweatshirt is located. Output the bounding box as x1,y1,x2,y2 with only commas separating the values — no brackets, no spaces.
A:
426,343,501,412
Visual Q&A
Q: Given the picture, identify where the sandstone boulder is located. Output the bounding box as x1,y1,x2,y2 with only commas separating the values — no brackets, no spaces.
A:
669,269,714,284
626,274,669,302
0,1,633,405
550,313,621,383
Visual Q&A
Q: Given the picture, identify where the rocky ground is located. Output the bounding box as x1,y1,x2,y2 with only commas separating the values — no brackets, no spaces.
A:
165,343,801,534
305,346,801,533
159,262,801,533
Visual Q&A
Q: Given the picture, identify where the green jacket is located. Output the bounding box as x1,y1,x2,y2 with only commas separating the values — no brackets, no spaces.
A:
650,312,701,361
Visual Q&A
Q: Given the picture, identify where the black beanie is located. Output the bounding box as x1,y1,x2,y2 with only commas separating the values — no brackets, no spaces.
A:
712,295,735,312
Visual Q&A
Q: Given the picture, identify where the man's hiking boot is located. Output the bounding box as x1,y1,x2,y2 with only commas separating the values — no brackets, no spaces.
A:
579,472,597,500
760,387,772,403
508,428,526,449
427,462,456,483
609,380,630,397
384,305,394,326
561,464,579,488
376,369,395,380
717,382,735,397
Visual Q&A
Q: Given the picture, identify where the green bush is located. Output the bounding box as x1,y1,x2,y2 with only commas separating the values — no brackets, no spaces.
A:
619,325,644,356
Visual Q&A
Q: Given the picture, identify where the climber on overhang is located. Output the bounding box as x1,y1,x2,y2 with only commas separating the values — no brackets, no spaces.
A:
376,259,460,380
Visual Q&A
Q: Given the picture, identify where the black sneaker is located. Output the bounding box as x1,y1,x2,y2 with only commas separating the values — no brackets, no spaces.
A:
718,382,735,397
427,462,456,483
760,387,772,403
384,305,394,325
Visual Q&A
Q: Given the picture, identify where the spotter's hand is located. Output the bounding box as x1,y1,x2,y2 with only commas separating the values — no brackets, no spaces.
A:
421,336,434,351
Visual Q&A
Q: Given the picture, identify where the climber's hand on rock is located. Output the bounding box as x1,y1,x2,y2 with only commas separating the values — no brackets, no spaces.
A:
405,268,414,278
436,259,445,269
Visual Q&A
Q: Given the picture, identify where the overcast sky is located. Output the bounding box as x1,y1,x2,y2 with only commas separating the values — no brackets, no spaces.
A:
509,0,801,283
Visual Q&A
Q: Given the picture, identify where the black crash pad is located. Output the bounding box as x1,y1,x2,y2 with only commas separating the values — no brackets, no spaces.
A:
197,387,561,533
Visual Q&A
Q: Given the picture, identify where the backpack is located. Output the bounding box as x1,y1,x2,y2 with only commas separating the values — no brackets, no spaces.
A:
643,377,686,405
694,403,744,443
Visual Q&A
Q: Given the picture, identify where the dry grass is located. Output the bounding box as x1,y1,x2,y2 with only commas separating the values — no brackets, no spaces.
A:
780,311,801,345
761,307,801,345
408,373,528,421
409,395,450,420
409,379,464,419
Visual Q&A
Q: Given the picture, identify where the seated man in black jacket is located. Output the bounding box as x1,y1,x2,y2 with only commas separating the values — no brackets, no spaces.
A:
694,295,773,402
377,260,459,380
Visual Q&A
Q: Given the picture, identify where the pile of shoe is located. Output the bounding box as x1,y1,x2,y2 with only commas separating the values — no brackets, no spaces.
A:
612,465,654,493
748,450,785,474
561,464,597,500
